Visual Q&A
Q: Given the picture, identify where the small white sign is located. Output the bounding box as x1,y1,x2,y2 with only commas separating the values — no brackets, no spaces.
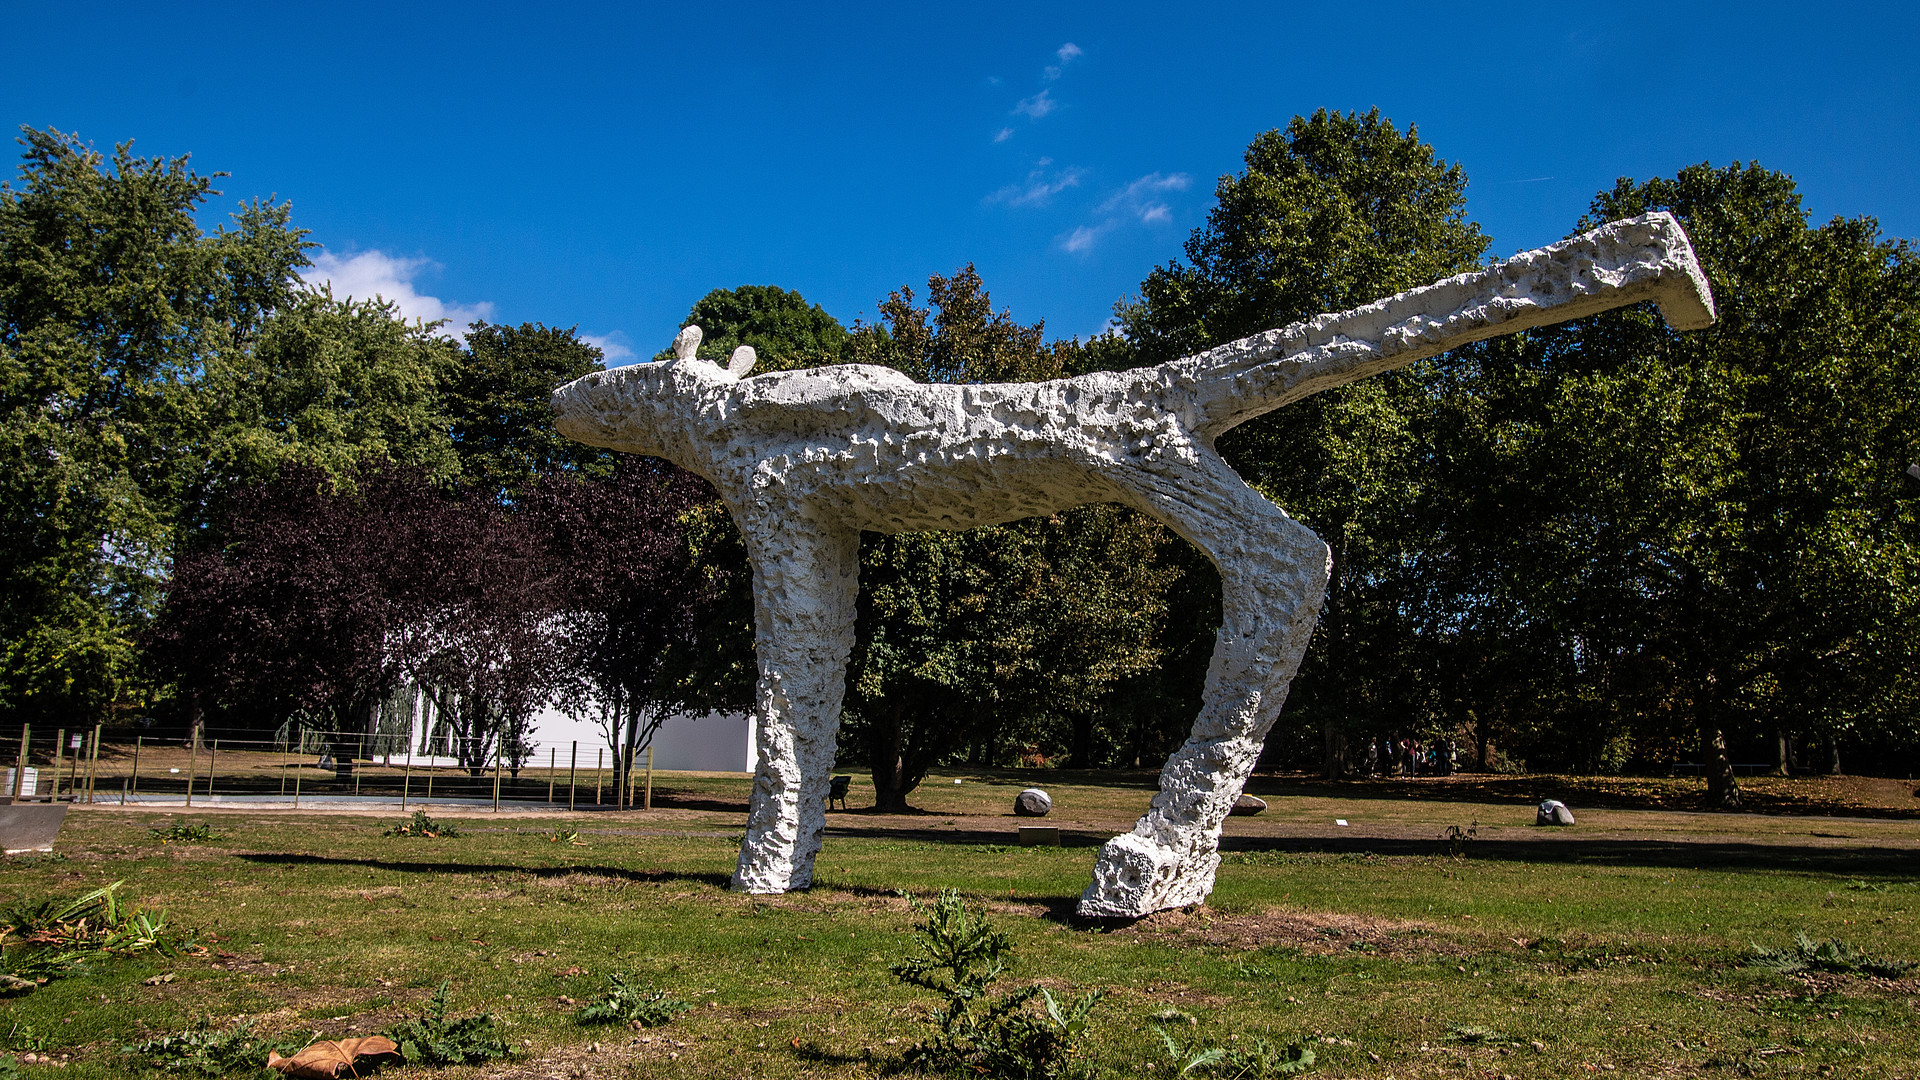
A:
69,735,83,749
1335,819,1349,826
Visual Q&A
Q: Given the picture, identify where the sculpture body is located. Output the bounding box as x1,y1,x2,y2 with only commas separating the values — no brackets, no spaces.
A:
552,212,1715,916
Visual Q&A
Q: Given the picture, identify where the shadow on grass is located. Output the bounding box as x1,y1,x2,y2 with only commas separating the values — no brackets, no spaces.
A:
233,851,734,888
1241,773,1920,819
1216,834,1920,875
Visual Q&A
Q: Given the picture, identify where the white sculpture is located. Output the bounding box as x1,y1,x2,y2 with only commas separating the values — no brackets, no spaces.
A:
552,212,1715,917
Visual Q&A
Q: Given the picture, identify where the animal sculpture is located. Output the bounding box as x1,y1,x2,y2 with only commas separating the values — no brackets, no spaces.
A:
552,211,1715,916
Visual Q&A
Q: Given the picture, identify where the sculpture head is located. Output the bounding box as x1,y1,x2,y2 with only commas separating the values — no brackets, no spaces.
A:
549,325,755,464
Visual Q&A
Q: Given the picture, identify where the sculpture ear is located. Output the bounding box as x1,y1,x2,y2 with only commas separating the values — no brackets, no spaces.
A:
728,345,757,378
672,325,703,362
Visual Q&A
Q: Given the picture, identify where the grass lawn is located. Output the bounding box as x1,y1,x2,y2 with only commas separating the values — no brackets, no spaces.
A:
1,769,1916,1078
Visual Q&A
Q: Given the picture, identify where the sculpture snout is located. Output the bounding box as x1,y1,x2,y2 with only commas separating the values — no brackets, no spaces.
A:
549,366,673,458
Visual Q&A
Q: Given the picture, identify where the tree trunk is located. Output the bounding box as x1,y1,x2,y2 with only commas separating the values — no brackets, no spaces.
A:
1470,710,1493,772
870,703,913,813
1771,730,1791,776
1701,724,1741,810
1826,738,1844,776
1069,711,1096,769
1321,724,1349,780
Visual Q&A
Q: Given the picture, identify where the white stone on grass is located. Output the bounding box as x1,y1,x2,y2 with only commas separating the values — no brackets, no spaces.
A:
1015,788,1052,817
553,212,1714,917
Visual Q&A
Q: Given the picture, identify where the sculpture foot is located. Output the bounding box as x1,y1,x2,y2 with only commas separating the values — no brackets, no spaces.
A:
1076,832,1221,918
729,827,819,894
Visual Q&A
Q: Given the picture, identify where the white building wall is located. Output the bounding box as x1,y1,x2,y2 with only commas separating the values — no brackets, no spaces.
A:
524,705,755,773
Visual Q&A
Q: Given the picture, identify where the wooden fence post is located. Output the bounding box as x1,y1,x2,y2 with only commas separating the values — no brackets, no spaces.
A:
86,725,101,804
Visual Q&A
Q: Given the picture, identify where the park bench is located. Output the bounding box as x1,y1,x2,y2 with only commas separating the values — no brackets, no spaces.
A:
827,774,851,810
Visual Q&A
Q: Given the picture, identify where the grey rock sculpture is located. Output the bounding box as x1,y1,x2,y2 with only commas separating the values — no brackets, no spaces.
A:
1229,794,1267,816
552,212,1714,917
1015,788,1053,817
1536,799,1576,826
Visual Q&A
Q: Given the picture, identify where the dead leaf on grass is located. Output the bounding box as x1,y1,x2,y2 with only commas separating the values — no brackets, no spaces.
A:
143,972,175,985
265,1035,401,1078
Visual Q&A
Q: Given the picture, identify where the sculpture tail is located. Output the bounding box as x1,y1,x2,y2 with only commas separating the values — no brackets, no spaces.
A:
1175,211,1716,440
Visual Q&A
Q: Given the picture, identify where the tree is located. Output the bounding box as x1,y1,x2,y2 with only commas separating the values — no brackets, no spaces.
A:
528,456,741,804
152,462,572,768
195,290,462,506
1454,163,1920,804
152,465,451,742
836,267,1183,809
444,321,611,501
1108,109,1489,777
0,126,311,725
659,284,849,371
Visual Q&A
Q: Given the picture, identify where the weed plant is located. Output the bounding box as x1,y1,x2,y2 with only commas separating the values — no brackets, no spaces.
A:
126,1016,299,1076
382,810,460,838
0,881,174,991
574,973,690,1027
1748,932,1917,978
891,890,1103,1080
1155,1028,1316,1079
384,979,510,1065
1440,823,1477,858
148,824,223,846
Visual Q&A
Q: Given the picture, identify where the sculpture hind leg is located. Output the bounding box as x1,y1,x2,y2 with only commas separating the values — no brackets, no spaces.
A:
731,511,862,893
1080,453,1330,917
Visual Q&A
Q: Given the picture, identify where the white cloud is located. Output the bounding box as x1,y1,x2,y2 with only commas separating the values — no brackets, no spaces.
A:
987,162,1085,208
1044,43,1084,80
993,126,1015,143
1059,172,1193,254
580,331,638,366
1060,222,1113,254
1013,89,1056,120
302,249,495,340
1097,171,1193,222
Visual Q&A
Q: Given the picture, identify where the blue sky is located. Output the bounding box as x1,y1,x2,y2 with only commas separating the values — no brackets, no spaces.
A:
6,2,1915,360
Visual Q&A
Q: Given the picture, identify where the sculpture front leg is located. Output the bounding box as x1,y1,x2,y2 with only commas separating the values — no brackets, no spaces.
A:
1081,459,1331,917
731,512,862,893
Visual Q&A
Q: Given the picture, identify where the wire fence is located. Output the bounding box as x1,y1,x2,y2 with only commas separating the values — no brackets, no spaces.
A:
0,723,672,811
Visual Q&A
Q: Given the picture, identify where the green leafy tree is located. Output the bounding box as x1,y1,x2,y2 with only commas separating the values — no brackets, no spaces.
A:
0,127,310,724
840,267,1181,808
444,321,611,500
197,290,462,501
1458,163,1920,803
1109,109,1489,776
655,284,849,372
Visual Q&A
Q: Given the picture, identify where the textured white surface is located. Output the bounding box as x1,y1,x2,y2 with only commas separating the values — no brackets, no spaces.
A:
553,212,1714,914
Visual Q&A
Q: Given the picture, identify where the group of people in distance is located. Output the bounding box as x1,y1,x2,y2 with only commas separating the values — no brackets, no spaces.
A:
1362,736,1456,779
